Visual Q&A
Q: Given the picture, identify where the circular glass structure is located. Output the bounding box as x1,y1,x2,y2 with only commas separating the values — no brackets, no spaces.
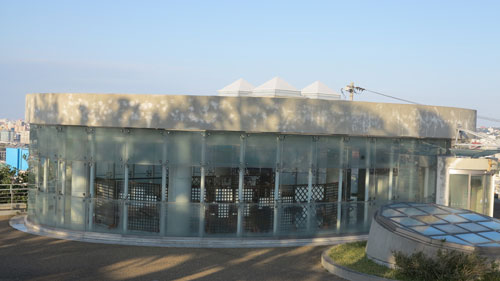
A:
24,93,479,240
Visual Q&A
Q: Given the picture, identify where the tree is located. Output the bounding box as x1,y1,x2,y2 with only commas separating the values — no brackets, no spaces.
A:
0,164,17,184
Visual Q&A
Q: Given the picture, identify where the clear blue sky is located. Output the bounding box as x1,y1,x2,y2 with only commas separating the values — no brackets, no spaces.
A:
1,0,499,126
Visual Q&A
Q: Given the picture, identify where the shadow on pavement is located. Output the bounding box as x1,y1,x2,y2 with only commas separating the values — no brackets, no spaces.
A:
0,216,344,281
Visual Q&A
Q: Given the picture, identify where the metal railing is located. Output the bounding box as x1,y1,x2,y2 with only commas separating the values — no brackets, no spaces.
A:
0,184,32,210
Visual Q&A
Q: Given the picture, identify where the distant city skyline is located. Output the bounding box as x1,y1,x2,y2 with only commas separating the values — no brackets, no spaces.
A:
1,0,499,126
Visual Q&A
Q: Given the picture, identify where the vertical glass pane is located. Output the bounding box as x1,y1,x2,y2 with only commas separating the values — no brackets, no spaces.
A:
371,168,390,203
128,129,164,165
470,175,484,214
94,128,125,163
395,139,419,202
29,125,40,158
374,138,393,169
484,176,492,216
38,126,58,158
245,134,277,167
243,168,275,203
345,137,369,169
281,135,311,172
47,159,58,193
449,174,469,209
316,136,342,169
311,168,336,202
279,169,309,203
28,157,40,188
280,135,311,203
206,132,241,167
94,162,124,199
167,131,202,167
68,160,89,197
205,167,238,203
129,164,162,184
244,134,277,204
65,126,88,161
127,164,162,234
426,167,437,202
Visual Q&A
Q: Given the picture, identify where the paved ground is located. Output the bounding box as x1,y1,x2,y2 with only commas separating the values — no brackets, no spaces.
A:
0,216,343,281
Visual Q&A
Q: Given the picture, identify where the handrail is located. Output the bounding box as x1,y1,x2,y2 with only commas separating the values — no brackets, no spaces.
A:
0,183,34,209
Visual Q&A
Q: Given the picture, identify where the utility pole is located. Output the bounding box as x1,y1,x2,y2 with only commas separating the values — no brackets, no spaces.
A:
341,82,365,101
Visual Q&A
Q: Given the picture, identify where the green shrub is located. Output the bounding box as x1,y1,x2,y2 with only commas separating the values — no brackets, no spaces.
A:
394,249,500,281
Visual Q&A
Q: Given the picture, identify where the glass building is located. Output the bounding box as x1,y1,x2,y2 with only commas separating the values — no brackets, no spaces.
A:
25,89,483,239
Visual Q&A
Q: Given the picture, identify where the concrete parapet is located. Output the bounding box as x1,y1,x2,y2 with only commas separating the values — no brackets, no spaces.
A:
26,93,476,139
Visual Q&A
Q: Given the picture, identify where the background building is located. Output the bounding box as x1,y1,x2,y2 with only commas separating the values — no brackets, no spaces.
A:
5,147,29,171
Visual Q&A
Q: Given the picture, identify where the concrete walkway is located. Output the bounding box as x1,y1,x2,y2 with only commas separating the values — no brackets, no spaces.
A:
1,215,345,281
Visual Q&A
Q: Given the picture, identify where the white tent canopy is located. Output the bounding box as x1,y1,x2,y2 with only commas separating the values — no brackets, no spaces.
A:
252,77,301,98
301,81,341,100
217,78,255,96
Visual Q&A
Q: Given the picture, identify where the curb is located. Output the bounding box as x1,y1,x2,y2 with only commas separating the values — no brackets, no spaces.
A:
321,247,398,281
0,210,25,216
10,215,368,248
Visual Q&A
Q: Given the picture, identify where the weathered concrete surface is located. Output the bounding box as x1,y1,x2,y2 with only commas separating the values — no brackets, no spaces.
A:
366,216,475,268
1,215,344,281
26,93,476,139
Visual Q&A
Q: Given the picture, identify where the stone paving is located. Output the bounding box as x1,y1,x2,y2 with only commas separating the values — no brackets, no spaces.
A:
0,216,344,281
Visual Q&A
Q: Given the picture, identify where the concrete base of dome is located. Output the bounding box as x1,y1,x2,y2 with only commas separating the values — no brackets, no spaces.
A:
365,211,500,268
10,215,367,248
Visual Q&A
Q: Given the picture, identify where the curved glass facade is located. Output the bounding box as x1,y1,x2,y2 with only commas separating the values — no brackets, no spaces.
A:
27,124,448,237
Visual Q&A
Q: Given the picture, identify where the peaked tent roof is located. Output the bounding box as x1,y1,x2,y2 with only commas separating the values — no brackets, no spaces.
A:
253,77,298,91
301,81,341,100
252,77,301,97
301,81,339,95
217,78,255,96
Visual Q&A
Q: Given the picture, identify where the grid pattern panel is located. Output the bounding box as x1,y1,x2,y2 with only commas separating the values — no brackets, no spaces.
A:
279,204,309,232
380,203,500,247
315,204,337,229
205,204,238,234
243,204,273,233
127,181,161,232
94,178,120,228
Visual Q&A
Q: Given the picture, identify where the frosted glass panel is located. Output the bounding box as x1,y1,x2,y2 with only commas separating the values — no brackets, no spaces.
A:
485,176,492,215
316,136,342,169
65,126,88,161
281,135,311,172
206,132,241,167
167,131,202,167
470,175,485,214
94,128,125,163
38,126,59,158
128,129,164,165
345,137,369,169
245,134,277,168
449,174,469,209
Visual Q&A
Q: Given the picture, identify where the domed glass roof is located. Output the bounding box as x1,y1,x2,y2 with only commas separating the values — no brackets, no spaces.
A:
380,202,500,247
